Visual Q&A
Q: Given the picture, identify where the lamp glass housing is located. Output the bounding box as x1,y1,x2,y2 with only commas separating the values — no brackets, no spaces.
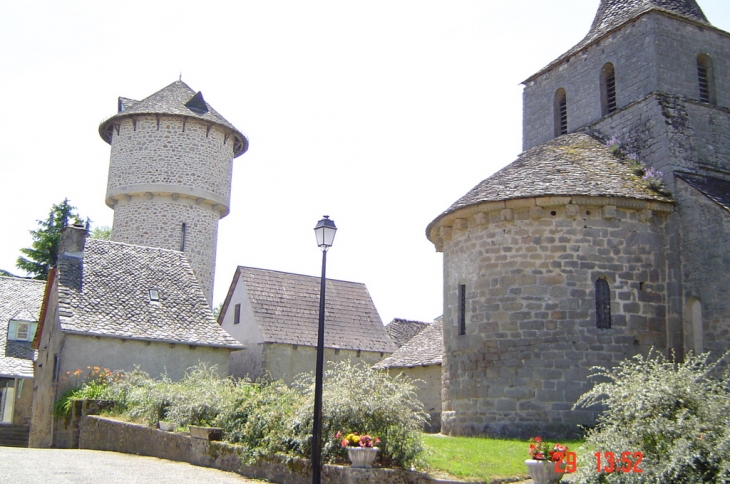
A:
314,216,337,249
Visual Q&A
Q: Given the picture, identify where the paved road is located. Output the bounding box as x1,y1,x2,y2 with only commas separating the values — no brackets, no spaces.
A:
0,447,270,483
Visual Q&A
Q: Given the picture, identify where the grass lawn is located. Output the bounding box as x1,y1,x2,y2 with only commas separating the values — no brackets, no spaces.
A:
421,434,583,482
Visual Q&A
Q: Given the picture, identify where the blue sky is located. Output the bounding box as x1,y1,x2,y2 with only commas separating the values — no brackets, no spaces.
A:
1,1,728,324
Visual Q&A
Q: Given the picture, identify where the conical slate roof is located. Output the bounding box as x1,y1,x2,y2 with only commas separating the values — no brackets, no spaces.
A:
526,0,709,82
99,80,248,157
428,133,671,232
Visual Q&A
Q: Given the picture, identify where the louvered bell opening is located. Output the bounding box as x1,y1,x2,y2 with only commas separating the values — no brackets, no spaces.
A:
559,99,568,135
606,74,617,113
698,65,710,103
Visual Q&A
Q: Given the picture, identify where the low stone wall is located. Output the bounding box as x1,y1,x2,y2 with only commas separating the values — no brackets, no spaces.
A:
80,416,479,484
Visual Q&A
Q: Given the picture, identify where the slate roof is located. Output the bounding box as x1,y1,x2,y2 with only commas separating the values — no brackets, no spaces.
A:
428,133,672,232
526,0,709,82
385,318,431,348
677,173,730,213
374,318,442,369
0,277,45,378
56,239,241,349
99,80,248,157
226,267,397,353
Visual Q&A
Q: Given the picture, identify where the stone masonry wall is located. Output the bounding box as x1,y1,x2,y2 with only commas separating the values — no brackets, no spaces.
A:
676,178,730,358
434,196,673,438
110,199,219,302
523,13,730,151
107,116,234,205
80,416,468,484
106,115,235,303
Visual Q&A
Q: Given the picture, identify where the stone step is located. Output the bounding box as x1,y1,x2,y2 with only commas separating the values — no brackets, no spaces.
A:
0,425,30,447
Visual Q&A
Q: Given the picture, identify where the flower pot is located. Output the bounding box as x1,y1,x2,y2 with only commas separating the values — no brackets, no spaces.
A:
347,447,379,468
525,459,565,484
158,421,176,431
188,425,223,441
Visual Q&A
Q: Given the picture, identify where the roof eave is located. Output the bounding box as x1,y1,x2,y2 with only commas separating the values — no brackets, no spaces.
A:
62,330,244,350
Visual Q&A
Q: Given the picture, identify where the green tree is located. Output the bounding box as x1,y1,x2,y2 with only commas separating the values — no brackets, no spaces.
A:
90,226,112,240
16,199,82,280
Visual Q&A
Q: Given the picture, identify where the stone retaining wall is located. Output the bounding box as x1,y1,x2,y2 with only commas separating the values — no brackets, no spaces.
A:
79,416,479,484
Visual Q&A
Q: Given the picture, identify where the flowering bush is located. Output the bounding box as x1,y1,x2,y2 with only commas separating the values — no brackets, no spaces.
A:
643,167,664,190
53,366,121,416
572,350,730,483
337,431,380,448
528,436,568,461
602,135,668,194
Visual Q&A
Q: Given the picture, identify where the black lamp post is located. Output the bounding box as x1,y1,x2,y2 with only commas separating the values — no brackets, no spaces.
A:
311,215,337,484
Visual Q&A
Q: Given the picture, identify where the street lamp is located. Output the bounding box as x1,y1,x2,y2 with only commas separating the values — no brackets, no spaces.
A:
311,215,337,484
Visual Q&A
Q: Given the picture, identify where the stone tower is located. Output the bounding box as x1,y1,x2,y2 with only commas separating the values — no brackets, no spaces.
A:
99,81,248,303
428,0,730,438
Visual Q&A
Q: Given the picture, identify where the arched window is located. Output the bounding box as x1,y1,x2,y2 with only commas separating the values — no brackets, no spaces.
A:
595,278,611,329
697,54,715,104
554,88,568,137
600,63,617,116
685,298,704,354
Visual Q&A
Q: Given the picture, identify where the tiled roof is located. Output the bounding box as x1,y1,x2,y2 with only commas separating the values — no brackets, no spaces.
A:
374,318,442,369
232,267,397,353
526,0,709,82
677,173,730,213
385,318,431,348
0,277,45,378
57,239,242,349
429,133,672,230
99,80,248,157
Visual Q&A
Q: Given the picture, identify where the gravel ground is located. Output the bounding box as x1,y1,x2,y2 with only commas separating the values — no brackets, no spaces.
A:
0,447,270,484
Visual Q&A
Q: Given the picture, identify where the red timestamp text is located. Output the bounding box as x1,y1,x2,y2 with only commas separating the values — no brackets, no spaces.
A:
594,451,643,473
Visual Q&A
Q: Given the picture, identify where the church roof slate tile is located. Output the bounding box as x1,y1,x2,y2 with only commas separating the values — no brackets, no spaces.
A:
0,276,45,378
526,0,709,82
385,318,431,348
374,318,442,369
233,267,397,353
99,80,248,156
677,173,730,213
57,239,241,349
429,133,672,230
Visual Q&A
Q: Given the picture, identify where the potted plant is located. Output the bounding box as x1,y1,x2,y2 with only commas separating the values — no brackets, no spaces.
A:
336,431,380,468
525,436,568,484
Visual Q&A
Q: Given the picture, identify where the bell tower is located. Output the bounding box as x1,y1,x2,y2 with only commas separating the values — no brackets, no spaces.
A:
99,81,248,303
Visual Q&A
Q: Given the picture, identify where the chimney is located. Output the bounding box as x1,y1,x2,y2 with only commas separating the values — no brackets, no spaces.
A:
59,224,88,259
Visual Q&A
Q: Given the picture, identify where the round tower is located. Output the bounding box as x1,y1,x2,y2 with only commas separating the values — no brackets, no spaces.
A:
99,81,248,304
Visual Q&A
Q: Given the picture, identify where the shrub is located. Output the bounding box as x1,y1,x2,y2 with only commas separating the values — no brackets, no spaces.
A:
289,360,427,468
215,379,305,463
572,350,730,483
106,362,235,427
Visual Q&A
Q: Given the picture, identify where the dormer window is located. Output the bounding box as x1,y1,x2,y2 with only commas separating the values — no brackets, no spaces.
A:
7,315,38,342
149,288,160,301
601,63,617,115
554,88,568,136
697,54,715,104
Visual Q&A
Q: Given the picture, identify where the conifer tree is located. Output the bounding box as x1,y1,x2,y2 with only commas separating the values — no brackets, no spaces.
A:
16,199,82,280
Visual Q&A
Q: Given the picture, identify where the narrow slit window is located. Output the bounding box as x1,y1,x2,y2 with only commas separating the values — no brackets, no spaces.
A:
554,89,568,136
459,284,466,335
595,279,611,329
601,63,617,115
697,54,714,104
234,303,241,324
